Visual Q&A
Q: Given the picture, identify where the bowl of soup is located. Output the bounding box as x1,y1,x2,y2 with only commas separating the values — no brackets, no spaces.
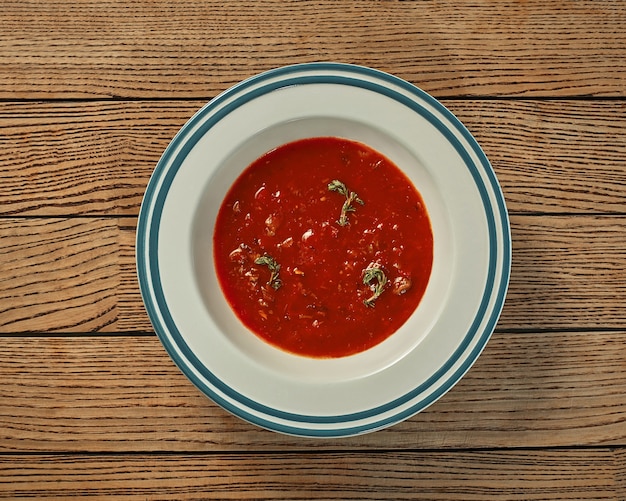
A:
137,63,511,437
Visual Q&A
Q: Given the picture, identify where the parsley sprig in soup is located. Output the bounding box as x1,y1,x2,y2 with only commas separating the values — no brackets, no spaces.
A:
213,137,433,358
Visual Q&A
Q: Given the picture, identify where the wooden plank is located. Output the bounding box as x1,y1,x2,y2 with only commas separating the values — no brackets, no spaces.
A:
450,100,626,214
502,215,626,329
0,218,119,332
1,331,626,452
0,450,621,500
0,101,179,216
2,215,625,334
1,100,625,216
1,0,625,99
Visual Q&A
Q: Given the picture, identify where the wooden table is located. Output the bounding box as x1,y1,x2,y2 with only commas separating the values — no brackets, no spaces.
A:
1,1,625,498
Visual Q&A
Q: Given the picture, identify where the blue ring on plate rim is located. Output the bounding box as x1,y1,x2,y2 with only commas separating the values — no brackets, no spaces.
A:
137,62,511,437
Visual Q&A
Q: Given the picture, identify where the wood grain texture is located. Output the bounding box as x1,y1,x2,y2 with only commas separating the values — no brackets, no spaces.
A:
1,100,625,216
0,450,623,500
1,0,625,99
1,215,625,333
503,215,626,329
0,217,150,332
0,101,178,216
1,0,625,496
1,331,625,452
450,100,626,214
0,218,119,332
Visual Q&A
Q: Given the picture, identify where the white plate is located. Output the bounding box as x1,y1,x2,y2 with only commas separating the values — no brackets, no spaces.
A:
137,63,511,437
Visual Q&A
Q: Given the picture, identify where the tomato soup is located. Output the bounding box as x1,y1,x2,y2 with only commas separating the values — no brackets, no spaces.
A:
213,137,433,358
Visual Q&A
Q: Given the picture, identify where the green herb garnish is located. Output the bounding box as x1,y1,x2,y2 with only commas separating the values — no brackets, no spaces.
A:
255,254,282,290
362,265,387,307
328,179,364,226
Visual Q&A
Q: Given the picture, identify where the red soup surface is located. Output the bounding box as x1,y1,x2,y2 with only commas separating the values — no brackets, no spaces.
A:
213,137,433,358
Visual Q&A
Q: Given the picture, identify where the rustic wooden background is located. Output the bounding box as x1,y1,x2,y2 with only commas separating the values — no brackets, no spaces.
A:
1,1,626,498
